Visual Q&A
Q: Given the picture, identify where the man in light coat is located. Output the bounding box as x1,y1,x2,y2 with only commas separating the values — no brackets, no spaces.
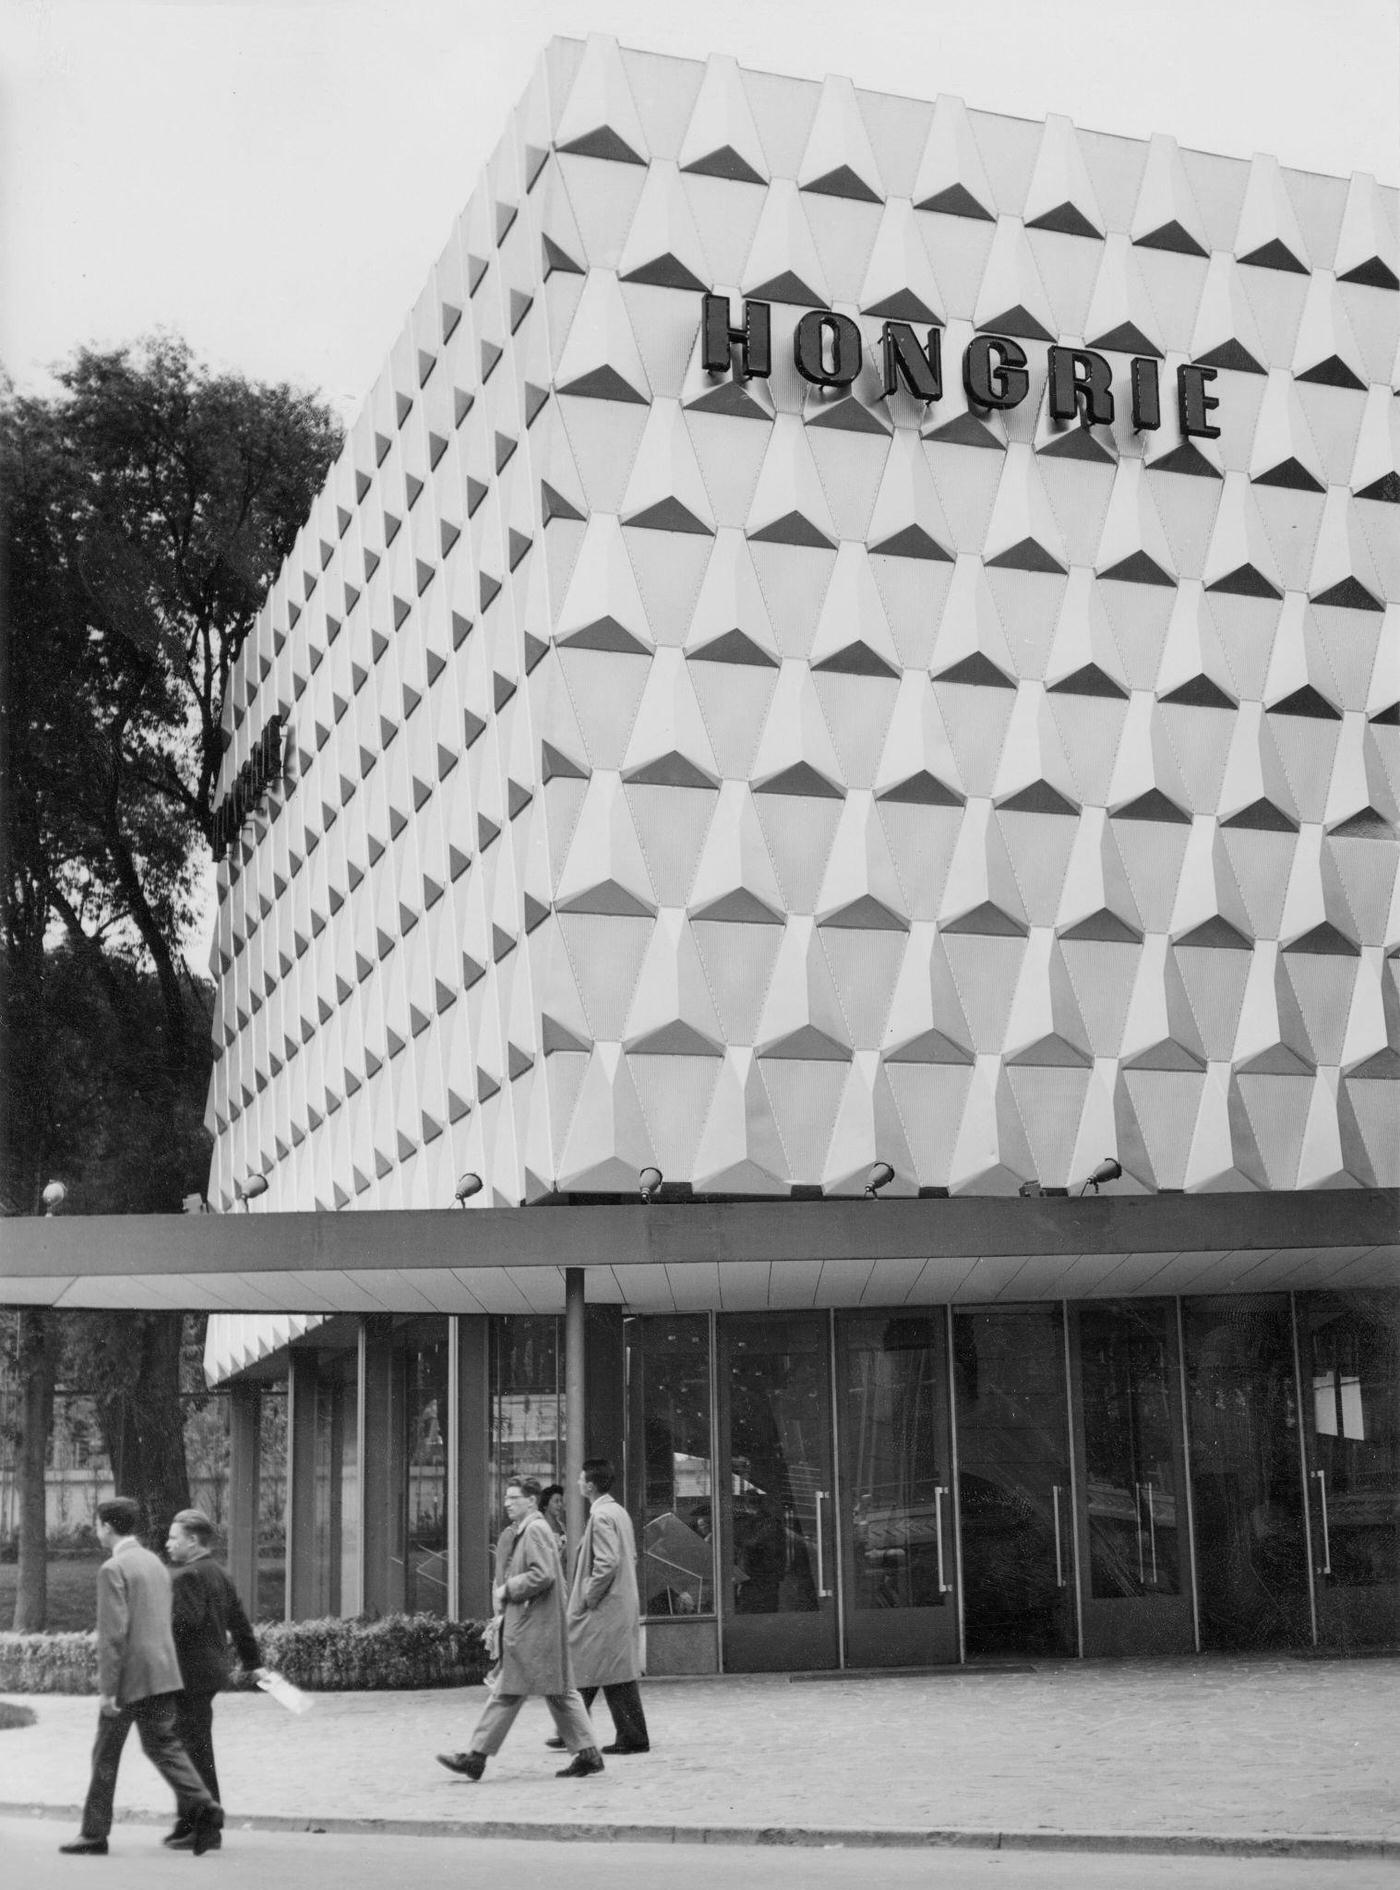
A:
565,1457,650,1754
436,1476,604,1780
59,1497,223,1857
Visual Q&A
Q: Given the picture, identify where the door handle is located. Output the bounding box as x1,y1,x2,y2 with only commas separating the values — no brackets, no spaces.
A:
1311,1469,1332,1576
815,1490,830,1598
934,1485,951,1594
1052,1484,1066,1589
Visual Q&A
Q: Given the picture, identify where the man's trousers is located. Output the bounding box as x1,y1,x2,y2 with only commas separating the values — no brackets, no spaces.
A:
79,1693,212,1840
580,1679,650,1751
469,1686,595,1755
173,1690,220,1803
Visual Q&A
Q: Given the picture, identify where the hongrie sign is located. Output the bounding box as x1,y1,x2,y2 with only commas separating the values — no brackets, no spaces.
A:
700,293,1223,439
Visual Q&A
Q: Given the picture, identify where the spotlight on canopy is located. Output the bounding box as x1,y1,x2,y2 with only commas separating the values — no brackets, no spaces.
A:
864,1161,895,1198
454,1172,484,1206
1081,1157,1123,1196
639,1166,663,1204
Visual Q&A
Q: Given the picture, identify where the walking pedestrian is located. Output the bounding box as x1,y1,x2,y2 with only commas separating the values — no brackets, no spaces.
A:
436,1476,604,1781
59,1497,223,1857
163,1508,266,1850
539,1482,567,1550
551,1458,650,1754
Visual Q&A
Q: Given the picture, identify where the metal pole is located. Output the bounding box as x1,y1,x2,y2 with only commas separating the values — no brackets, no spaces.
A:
446,1317,461,1619
564,1267,586,1563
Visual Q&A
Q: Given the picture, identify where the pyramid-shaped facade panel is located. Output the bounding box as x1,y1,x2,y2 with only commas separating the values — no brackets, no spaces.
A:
206,35,1400,1211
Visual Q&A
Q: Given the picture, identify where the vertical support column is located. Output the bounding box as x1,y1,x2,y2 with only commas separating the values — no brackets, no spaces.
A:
1288,1292,1320,1648
227,1382,261,1613
1174,1298,1202,1655
446,1318,461,1619
564,1268,586,1561
454,1316,492,1619
285,1350,318,1623
360,1315,398,1616
585,1306,626,1462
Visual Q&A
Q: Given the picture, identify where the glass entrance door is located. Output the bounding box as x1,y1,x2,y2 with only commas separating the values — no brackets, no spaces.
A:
1071,1302,1193,1656
1183,1297,1312,1651
1300,1292,1400,1650
717,1314,839,1671
953,1304,1078,1658
838,1311,959,1667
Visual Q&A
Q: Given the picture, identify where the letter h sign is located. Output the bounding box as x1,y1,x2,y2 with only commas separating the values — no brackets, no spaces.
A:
702,294,772,379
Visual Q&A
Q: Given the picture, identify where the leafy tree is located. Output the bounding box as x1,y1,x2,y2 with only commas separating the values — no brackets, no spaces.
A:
1,337,341,1616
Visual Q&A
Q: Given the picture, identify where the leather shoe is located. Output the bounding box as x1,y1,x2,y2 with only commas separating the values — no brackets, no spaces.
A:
602,1741,649,1754
544,1736,566,1749
437,1750,486,1780
555,1747,604,1777
192,1802,224,1857
58,1837,108,1855
162,1822,193,1848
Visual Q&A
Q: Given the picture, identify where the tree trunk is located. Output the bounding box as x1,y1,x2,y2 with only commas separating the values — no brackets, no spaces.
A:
13,1309,54,1631
92,1311,191,1545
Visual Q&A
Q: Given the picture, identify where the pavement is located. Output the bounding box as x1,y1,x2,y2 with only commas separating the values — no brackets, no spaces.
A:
2,1655,1397,1861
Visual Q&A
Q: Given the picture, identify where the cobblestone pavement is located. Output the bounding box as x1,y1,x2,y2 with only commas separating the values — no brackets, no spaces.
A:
3,1657,1397,1855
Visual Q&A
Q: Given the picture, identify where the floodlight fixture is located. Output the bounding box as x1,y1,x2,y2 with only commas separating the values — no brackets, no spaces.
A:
1081,1157,1123,1196
639,1166,663,1205
864,1161,895,1197
454,1172,484,1206
41,1180,67,1216
235,1173,269,1210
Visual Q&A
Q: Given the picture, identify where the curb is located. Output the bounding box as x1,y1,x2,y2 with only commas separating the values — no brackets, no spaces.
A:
5,1804,1395,1860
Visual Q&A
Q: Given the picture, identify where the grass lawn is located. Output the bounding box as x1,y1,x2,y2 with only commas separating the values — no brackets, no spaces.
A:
0,1559,285,1633
0,1557,102,1632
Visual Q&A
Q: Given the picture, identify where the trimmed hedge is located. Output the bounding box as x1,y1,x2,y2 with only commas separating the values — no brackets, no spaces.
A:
0,1614,491,1695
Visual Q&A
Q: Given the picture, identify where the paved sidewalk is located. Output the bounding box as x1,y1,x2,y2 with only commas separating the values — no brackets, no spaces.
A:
3,1656,1397,1858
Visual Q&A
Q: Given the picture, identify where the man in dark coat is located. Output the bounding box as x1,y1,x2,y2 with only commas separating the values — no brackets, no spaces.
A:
550,1458,650,1754
436,1477,603,1781
163,1508,265,1850
59,1497,222,1857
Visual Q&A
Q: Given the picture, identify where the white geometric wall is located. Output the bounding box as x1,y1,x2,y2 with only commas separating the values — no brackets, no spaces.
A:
206,34,1400,1212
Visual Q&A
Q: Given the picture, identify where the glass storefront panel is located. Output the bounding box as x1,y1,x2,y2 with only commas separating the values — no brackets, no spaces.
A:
400,1325,449,1616
844,1314,948,1612
718,1314,838,1670
1080,1303,1181,1599
1302,1290,1400,1646
953,1304,1078,1658
627,1314,715,1619
310,1355,358,1618
839,1310,958,1667
489,1315,562,1522
1183,1296,1310,1651
258,1386,288,1623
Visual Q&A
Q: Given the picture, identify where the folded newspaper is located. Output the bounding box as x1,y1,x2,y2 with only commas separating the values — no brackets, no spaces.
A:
256,1671,313,1715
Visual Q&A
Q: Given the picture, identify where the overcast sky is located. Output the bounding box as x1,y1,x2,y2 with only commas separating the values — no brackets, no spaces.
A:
4,0,1397,424
5,0,1396,967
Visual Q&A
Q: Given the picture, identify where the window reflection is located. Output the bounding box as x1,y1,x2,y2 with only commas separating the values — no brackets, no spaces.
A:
310,1355,358,1618
844,1315,947,1612
1308,1293,1399,1589
1184,1297,1310,1651
400,1328,449,1616
726,1321,825,1615
628,1316,715,1618
489,1316,562,1524
1080,1303,1180,1598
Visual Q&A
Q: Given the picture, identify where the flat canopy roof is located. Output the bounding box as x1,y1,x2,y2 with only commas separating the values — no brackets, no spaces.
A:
2,1190,1395,1316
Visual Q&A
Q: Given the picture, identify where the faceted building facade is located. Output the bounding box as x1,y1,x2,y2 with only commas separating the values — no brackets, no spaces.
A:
207,36,1399,1212
193,39,1400,1670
